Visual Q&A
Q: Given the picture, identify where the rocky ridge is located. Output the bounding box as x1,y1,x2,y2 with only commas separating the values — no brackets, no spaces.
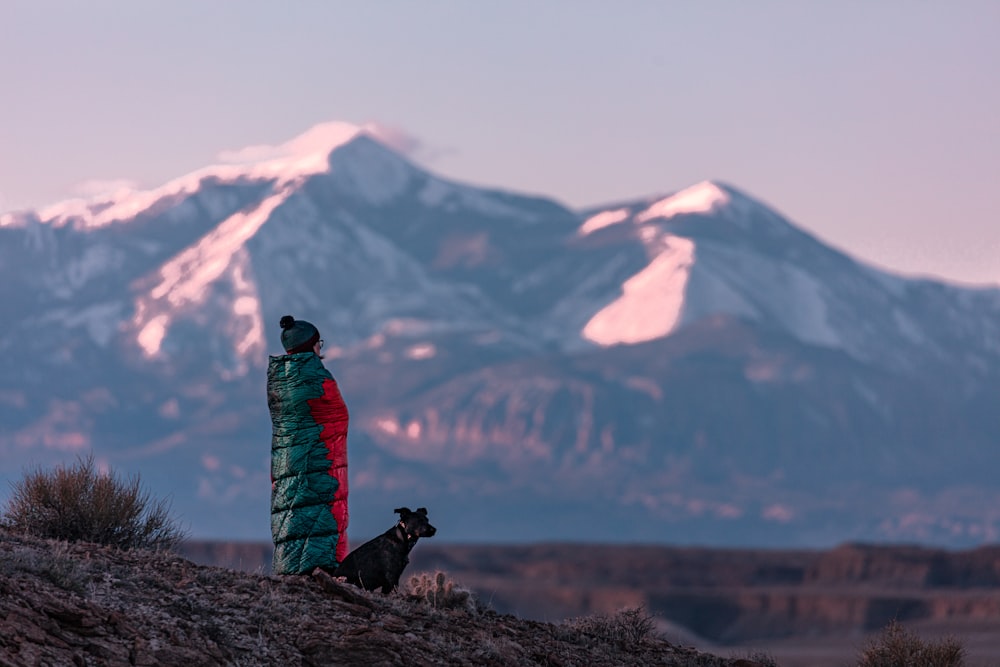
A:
178,539,1000,666
0,530,767,667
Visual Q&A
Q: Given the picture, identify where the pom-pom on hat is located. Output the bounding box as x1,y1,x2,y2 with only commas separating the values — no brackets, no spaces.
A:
279,315,320,354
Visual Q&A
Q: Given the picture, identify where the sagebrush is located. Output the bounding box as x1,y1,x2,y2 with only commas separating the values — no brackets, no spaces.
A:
563,606,657,646
2,454,185,550
857,620,965,667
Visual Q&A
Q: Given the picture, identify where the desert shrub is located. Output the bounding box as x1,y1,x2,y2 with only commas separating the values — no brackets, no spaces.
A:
563,606,657,646
1,454,186,551
857,619,965,667
404,570,478,612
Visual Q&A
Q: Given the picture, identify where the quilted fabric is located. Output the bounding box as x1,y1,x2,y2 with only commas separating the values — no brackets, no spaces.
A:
267,352,349,574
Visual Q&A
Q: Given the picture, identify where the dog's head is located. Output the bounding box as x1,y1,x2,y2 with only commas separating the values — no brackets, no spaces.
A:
395,506,437,540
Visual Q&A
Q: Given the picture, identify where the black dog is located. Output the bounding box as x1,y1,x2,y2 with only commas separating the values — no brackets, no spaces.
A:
337,507,437,594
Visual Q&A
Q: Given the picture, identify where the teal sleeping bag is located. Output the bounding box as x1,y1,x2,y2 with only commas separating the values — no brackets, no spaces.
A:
267,351,350,575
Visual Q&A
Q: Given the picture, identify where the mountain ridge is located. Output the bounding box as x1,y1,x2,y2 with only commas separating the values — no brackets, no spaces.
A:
2,124,999,547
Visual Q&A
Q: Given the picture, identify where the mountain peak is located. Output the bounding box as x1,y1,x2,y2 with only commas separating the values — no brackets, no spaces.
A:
324,133,424,205
635,180,731,223
579,181,736,236
0,121,403,230
217,120,364,174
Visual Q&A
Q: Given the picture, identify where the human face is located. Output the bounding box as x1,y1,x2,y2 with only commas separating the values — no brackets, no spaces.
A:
314,338,324,359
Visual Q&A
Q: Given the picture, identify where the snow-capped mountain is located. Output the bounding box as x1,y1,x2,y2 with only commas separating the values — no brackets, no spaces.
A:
2,122,999,547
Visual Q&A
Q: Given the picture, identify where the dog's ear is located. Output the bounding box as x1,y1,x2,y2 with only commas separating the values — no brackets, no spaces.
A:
416,507,428,515
394,507,412,517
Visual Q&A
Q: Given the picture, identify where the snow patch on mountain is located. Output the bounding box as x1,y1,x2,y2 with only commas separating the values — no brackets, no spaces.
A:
404,342,437,360
131,187,290,357
216,121,361,171
579,208,630,235
0,212,20,227
583,235,694,345
35,166,251,230
636,181,730,223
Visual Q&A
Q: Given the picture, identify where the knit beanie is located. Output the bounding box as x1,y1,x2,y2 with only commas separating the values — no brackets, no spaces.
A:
279,315,320,354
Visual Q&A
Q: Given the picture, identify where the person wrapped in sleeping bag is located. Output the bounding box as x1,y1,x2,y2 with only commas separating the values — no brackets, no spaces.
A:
267,315,349,574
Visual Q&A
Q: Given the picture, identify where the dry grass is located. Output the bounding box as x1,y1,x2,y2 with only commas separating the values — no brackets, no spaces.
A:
1,454,186,551
563,606,658,646
857,619,965,667
0,540,89,595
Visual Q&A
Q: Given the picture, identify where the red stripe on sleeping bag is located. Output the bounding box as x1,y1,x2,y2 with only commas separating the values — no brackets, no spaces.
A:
307,377,350,562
